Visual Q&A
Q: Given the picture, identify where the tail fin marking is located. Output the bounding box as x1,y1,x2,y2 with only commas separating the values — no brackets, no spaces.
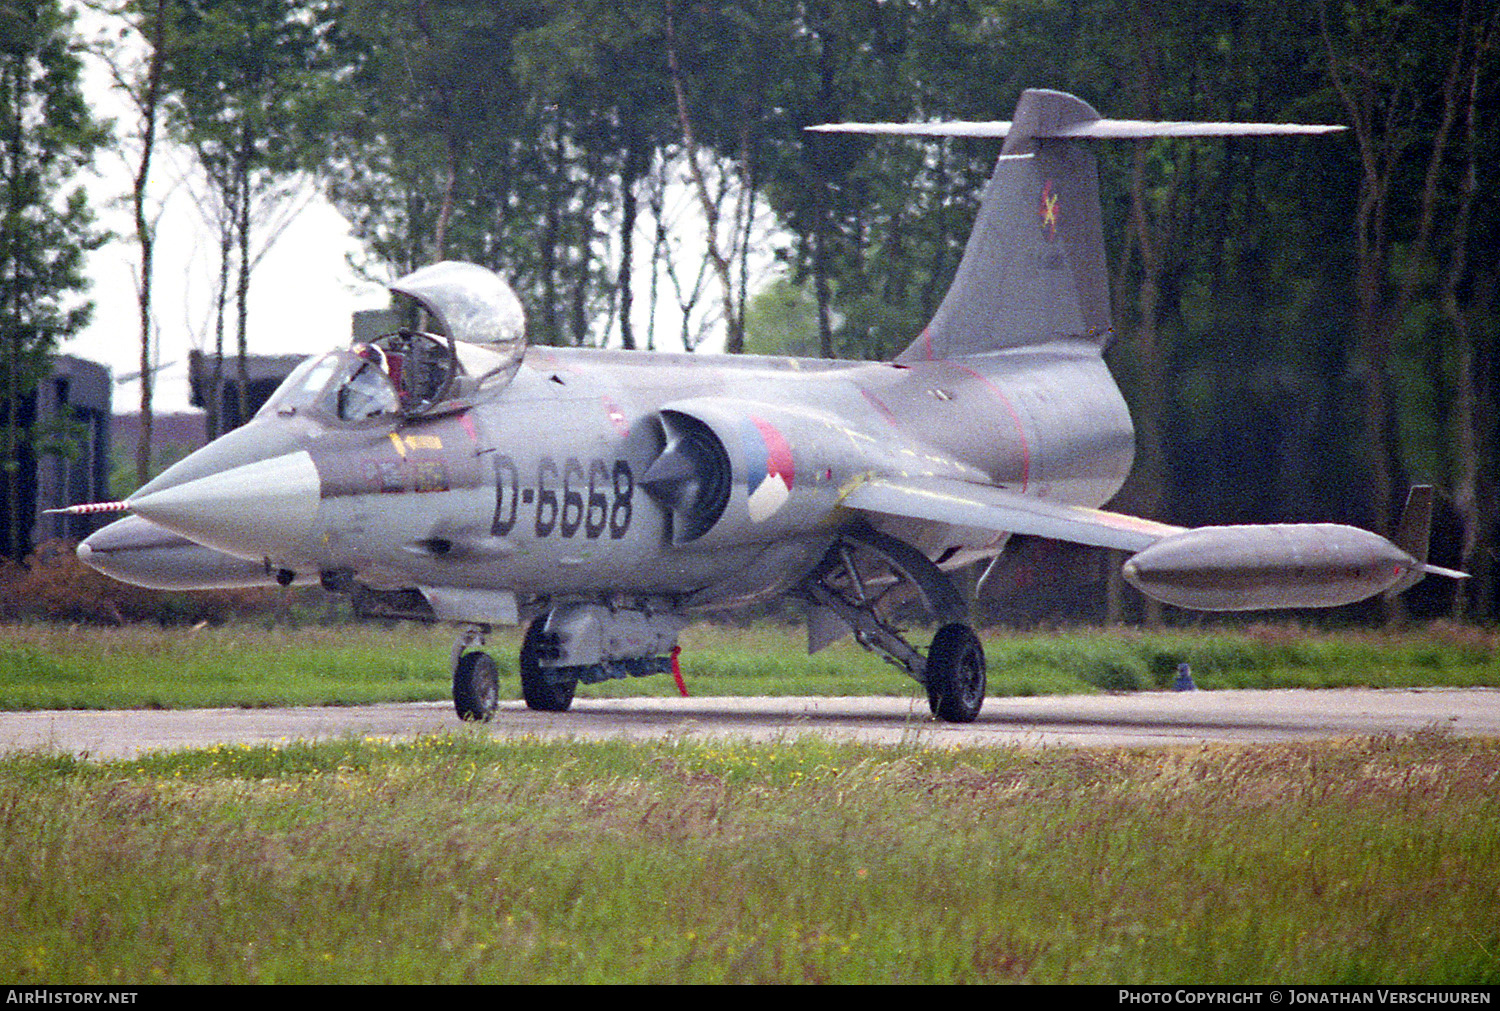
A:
899,136,1111,362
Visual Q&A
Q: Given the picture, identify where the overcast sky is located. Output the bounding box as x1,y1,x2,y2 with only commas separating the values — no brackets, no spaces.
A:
58,9,770,417
64,162,389,415
60,86,387,415
53,6,387,415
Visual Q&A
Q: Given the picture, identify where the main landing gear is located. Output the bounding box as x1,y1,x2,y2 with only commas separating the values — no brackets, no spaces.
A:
446,529,987,723
449,604,683,720
517,617,577,713
800,527,988,723
448,621,579,721
924,622,987,723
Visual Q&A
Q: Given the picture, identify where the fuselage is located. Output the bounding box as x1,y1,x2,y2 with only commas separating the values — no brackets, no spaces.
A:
93,339,1135,612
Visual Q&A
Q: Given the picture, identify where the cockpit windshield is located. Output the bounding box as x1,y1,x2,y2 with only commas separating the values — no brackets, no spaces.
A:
256,350,400,423
336,359,401,420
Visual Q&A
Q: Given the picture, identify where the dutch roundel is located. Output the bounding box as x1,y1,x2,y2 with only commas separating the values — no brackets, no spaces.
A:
744,416,795,523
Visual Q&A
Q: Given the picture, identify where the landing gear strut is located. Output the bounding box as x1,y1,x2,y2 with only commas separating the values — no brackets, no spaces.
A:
801,527,987,723
518,617,578,712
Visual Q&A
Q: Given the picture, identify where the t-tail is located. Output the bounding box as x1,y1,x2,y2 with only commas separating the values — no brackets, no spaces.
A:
809,89,1344,363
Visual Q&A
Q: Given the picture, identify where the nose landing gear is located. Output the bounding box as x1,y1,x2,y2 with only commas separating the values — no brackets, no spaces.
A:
451,626,499,722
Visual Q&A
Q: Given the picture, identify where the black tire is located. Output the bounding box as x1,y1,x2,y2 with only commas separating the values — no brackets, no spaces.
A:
453,650,499,722
925,623,987,723
519,619,576,712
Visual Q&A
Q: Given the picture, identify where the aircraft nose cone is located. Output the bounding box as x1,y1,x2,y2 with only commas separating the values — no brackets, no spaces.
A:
127,451,322,561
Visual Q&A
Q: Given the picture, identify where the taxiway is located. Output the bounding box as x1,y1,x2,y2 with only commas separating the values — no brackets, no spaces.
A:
0,688,1496,759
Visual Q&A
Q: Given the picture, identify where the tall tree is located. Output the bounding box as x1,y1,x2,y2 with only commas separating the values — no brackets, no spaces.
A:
94,0,171,485
0,0,105,559
1320,0,1500,618
512,0,675,350
159,0,335,431
326,2,571,335
1320,0,1473,531
1444,7,1500,616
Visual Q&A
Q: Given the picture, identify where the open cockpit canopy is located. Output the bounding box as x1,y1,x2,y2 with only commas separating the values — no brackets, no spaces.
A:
257,262,528,425
384,261,527,413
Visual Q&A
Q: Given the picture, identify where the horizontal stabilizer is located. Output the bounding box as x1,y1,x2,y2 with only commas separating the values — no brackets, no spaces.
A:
808,119,1345,139
842,477,1182,553
847,89,1345,363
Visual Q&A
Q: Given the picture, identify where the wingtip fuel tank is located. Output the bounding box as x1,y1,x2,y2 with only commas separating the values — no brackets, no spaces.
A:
78,514,318,591
1121,524,1420,611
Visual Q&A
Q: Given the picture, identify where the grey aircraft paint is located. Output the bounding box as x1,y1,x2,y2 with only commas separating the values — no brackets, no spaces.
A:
68,89,1461,723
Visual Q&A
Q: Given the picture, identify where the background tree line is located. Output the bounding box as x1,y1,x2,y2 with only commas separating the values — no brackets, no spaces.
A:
3,0,1496,621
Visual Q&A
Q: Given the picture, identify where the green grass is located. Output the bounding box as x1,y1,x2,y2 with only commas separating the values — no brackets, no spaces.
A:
1,621,1499,710
0,624,460,710
1,730,1496,983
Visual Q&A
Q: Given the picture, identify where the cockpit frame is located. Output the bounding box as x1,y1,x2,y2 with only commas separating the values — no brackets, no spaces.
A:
257,262,529,428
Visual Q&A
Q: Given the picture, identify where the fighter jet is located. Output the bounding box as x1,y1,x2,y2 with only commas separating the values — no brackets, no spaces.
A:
67,89,1464,723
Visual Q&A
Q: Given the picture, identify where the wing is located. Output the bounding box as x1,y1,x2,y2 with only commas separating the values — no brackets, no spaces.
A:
844,477,1466,611
842,476,1182,553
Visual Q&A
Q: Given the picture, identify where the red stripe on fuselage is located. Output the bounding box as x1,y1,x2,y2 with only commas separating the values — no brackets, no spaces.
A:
943,360,1032,493
859,388,901,429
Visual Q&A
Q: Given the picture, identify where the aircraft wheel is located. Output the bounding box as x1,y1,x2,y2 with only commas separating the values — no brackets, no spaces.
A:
925,623,986,723
519,619,576,713
453,650,499,722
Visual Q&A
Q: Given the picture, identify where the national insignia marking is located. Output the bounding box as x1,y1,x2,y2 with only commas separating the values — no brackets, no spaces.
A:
744,416,795,523
1039,179,1059,240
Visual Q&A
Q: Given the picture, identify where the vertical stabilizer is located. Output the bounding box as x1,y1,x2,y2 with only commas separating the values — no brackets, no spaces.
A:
899,89,1112,361
1393,485,1435,568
